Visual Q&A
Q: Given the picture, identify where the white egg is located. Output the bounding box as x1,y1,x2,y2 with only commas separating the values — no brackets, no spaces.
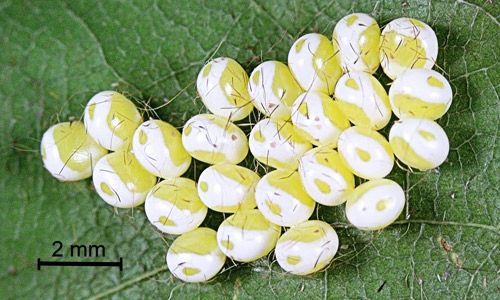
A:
337,126,394,179
291,91,350,147
40,121,107,181
197,164,260,213
217,209,281,262
248,61,303,120
84,91,142,151
298,147,354,206
166,228,226,283
335,72,391,130
380,17,438,79
249,118,312,170
196,57,254,121
389,69,453,120
92,150,156,208
389,118,449,170
332,13,381,73
145,178,207,235
275,220,339,275
255,169,315,227
288,33,342,94
345,179,405,230
132,119,191,178
181,114,248,165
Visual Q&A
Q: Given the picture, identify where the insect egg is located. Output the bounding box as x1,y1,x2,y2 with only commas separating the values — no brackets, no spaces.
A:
92,149,157,208
197,164,260,213
345,179,405,230
40,121,107,181
288,33,343,95
298,146,354,206
255,169,315,227
389,69,453,120
291,91,350,147
275,220,339,275
335,72,392,130
132,119,191,178
337,126,394,179
389,118,449,171
181,114,248,165
196,57,254,121
216,209,281,262
166,227,226,283
379,17,438,80
84,91,142,151
248,61,303,120
249,118,312,170
145,177,207,235
332,13,381,73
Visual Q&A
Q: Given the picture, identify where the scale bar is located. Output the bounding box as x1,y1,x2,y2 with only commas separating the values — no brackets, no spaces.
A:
37,258,123,271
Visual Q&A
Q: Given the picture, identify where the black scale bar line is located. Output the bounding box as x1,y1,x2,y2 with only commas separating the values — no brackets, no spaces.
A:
37,258,123,271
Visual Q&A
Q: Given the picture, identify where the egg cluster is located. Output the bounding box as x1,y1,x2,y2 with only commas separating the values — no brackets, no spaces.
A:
40,13,452,282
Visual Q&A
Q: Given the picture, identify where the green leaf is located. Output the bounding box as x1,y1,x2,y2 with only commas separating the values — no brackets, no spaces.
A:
1,0,498,299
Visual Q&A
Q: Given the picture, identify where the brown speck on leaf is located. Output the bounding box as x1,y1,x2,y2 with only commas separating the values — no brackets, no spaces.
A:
231,134,237,141
440,238,453,252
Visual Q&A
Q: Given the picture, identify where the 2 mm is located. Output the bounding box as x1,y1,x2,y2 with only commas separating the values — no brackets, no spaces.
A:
52,241,105,257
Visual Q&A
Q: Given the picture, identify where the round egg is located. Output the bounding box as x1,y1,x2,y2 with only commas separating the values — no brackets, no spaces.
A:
337,126,394,179
345,179,405,230
389,118,449,171
196,57,254,121
182,114,248,165
332,13,381,73
197,164,260,213
132,119,191,178
84,91,142,151
92,150,157,208
166,227,226,283
288,33,343,95
145,178,207,235
335,72,391,130
249,118,312,170
380,17,438,79
389,69,453,120
217,209,281,262
291,91,350,147
275,220,339,275
40,121,107,181
255,169,315,227
248,61,303,120
298,147,354,206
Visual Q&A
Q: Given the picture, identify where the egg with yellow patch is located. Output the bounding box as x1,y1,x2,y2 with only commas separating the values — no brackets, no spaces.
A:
389,69,452,120
217,209,281,262
84,91,142,151
92,149,157,208
249,118,312,170
197,164,260,213
288,33,343,94
335,72,392,130
379,17,438,79
337,126,394,179
197,57,254,121
166,228,226,283
255,169,315,227
40,121,107,181
332,13,381,73
181,114,248,165
275,220,339,275
248,61,303,120
145,178,207,235
291,91,350,147
345,179,405,230
132,119,191,178
389,118,449,171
